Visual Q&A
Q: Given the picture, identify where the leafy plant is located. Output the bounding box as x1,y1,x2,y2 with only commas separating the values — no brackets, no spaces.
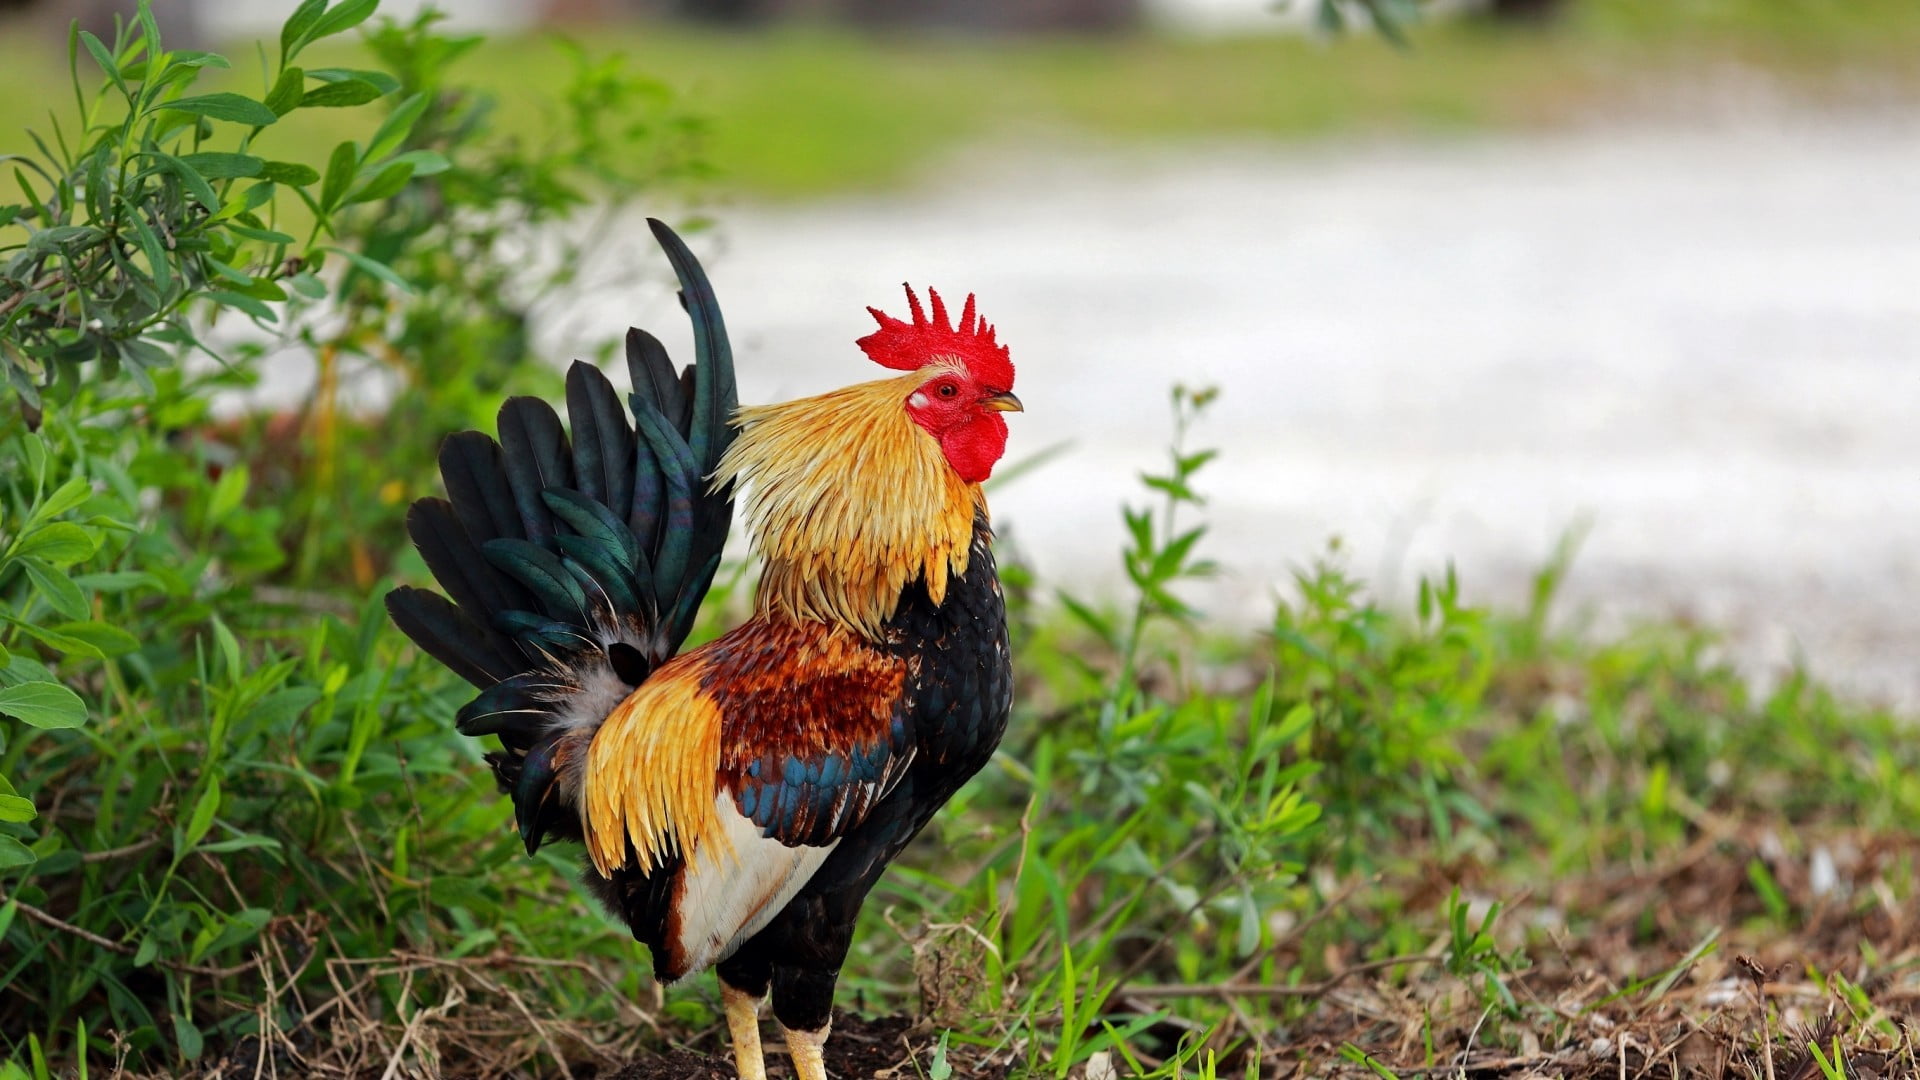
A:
1271,550,1492,869
0,1,702,1071
0,0,405,410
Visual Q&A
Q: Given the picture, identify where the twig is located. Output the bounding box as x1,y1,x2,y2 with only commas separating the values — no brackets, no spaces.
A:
0,889,260,978
1349,1054,1568,1077
78,836,163,863
375,968,424,1080
0,271,64,320
1122,953,1440,999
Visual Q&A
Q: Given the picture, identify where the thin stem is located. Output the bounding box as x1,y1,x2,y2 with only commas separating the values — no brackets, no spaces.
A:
0,888,261,979
1123,954,1440,1000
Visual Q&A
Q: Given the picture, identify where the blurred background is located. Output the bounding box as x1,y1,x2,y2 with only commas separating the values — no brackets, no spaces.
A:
5,0,1912,705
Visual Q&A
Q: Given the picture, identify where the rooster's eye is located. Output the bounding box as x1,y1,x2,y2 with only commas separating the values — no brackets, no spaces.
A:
938,383,957,398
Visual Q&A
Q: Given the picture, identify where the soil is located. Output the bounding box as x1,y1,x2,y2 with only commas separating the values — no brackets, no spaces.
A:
584,825,1920,1080
167,821,1913,1078
601,1014,974,1080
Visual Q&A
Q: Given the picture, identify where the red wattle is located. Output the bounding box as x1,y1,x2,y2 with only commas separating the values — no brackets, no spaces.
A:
937,412,1009,484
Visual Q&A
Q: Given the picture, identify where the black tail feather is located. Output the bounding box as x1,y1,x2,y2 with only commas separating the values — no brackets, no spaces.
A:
496,397,572,546
406,498,534,633
648,217,736,478
625,328,688,434
438,431,525,546
387,586,518,688
385,217,740,856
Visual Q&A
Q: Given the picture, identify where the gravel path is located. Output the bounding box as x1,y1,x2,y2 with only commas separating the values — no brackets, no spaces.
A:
596,118,1918,706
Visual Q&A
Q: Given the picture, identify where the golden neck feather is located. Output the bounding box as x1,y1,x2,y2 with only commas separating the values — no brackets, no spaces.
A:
711,370,985,640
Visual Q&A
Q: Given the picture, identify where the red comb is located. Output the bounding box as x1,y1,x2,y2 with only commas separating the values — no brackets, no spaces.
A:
857,285,1014,390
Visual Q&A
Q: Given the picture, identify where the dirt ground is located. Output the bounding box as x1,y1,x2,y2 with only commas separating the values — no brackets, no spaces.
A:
601,1015,945,1080
175,821,1914,1079
575,825,1919,1080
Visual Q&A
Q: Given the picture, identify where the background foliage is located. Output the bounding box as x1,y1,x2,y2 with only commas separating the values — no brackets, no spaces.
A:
0,2,702,1070
1,2,1915,1077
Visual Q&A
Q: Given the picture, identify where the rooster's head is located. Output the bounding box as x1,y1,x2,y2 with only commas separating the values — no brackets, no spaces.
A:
858,286,1021,484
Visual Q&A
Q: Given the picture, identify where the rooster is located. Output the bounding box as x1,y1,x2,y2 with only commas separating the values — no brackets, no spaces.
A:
386,219,1020,1080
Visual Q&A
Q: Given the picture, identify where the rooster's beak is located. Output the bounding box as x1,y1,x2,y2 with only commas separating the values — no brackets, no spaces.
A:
982,392,1024,413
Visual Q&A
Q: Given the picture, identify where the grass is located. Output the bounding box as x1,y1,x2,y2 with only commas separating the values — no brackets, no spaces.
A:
5,0,1920,200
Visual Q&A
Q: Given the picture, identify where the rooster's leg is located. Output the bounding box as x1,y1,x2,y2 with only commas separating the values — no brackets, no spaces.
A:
781,1022,830,1080
720,981,767,1080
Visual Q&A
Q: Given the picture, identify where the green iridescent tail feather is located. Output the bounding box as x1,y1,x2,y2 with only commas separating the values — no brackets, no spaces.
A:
386,218,738,853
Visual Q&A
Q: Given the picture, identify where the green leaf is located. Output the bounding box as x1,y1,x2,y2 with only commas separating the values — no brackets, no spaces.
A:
182,777,221,853
134,935,159,967
197,835,282,855
29,477,93,525
390,149,450,177
146,150,221,211
12,623,104,660
227,224,297,245
264,65,305,115
259,161,320,186
1176,449,1219,476
289,271,327,299
11,522,98,565
280,0,327,64
1235,885,1262,956
70,571,161,593
0,836,35,869
46,622,140,657
77,31,127,100
252,687,321,729
158,92,279,126
18,437,46,491
1141,475,1197,502
177,152,264,179
307,0,380,46
164,50,231,71
1151,526,1208,582
1057,591,1119,649
319,140,358,211
207,257,252,285
324,246,411,293
34,225,104,246
208,463,248,523
306,67,396,95
349,160,413,204
365,93,429,161
237,179,278,213
208,290,278,323
172,1015,203,1061
0,681,86,729
0,795,36,823
127,211,171,291
211,616,242,677
23,559,90,620
300,79,383,108
137,0,164,63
